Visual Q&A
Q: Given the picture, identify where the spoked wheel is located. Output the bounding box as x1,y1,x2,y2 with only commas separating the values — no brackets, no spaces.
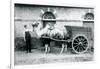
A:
72,35,89,54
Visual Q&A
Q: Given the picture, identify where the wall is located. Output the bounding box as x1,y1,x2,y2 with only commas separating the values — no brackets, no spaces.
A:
14,4,92,37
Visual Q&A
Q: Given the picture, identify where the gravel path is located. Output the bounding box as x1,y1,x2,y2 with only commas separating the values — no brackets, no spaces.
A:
14,49,93,65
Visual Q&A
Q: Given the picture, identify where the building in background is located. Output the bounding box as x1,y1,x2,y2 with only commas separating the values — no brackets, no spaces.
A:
14,3,94,50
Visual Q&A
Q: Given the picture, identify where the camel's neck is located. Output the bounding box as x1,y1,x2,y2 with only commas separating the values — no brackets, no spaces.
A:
34,25,50,37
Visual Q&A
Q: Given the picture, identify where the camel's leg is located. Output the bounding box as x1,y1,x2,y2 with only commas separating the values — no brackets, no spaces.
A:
60,44,65,54
45,44,48,53
65,44,67,52
48,46,50,53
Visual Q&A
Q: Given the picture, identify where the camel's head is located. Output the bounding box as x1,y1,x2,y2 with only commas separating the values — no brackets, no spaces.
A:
32,22,39,28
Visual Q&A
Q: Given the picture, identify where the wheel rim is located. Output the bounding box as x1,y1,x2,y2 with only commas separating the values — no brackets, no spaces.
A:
72,35,89,54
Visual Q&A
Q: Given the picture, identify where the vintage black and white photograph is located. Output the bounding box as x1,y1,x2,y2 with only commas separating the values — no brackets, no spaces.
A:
14,3,94,65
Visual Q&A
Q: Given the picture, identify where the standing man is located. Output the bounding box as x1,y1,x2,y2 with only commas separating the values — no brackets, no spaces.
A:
24,25,32,53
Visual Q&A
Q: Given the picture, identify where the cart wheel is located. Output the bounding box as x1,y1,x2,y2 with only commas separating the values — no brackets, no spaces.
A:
72,35,89,54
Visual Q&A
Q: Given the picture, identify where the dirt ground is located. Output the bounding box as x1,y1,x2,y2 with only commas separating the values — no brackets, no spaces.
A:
14,48,93,65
